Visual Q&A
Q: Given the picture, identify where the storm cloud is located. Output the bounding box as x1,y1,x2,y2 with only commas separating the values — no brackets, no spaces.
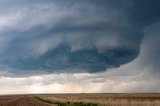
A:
0,0,160,94
0,0,160,75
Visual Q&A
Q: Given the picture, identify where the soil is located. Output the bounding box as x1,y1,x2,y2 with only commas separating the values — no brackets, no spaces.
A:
0,96,56,106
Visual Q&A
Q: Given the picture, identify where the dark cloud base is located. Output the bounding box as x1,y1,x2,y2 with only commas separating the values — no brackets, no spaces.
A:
1,44,139,73
0,0,160,74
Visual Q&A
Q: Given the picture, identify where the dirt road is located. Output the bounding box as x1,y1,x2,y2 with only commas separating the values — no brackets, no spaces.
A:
0,96,56,106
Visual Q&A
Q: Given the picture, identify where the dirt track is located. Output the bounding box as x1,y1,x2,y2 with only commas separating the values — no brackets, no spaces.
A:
0,96,56,106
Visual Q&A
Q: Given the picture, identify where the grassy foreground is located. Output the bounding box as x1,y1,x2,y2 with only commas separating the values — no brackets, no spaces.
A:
34,96,103,106
34,93,160,106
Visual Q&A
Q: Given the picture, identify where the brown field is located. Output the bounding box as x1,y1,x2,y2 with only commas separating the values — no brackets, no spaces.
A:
36,93,160,106
0,93,160,106
0,95,56,106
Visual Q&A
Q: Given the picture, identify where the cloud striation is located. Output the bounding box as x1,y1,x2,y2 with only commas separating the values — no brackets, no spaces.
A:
0,0,159,75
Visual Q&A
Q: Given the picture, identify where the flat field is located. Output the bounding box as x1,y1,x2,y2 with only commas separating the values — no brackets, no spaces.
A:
36,93,160,106
0,93,160,106
0,95,56,106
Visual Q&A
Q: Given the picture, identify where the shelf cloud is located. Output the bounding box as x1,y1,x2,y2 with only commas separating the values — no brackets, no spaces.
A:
1,0,159,74
0,0,160,93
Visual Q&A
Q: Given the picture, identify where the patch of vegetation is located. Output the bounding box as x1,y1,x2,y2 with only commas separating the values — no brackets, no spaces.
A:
34,96,103,106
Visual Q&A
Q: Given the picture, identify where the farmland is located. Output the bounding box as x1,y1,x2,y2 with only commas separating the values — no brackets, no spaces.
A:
0,93,160,106
35,93,160,106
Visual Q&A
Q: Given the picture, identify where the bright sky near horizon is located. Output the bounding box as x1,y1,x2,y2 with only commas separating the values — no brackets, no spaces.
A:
0,0,160,94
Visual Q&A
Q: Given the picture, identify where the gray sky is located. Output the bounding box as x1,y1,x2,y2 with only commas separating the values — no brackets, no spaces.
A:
0,0,160,94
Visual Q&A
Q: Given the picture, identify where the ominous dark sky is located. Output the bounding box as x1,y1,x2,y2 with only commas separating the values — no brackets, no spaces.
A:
1,0,160,94
0,0,160,75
